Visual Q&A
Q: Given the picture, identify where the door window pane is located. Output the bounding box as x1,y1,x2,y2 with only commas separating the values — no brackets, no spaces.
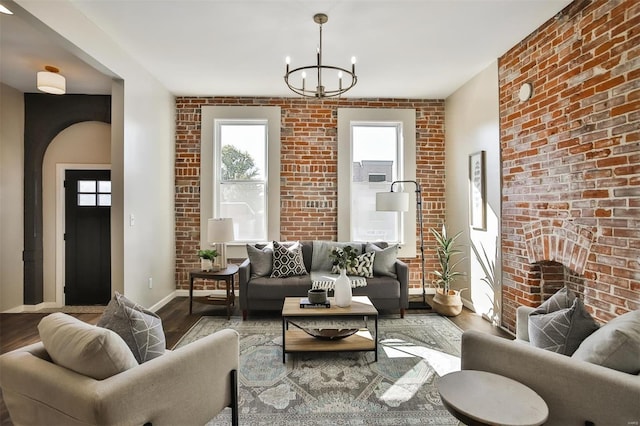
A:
98,194,112,206
78,194,97,206
78,180,96,193
98,181,111,193
351,124,401,242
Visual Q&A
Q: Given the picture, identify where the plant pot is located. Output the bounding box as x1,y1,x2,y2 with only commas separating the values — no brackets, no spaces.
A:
308,288,327,304
431,289,463,316
201,258,213,272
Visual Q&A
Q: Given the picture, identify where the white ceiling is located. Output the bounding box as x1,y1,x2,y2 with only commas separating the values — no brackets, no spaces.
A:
1,0,572,98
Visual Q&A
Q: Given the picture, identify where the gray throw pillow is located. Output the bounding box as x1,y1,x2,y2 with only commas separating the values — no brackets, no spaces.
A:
311,241,362,271
572,309,640,374
98,292,166,363
332,251,375,278
247,243,273,278
366,243,398,278
528,292,599,355
271,241,308,278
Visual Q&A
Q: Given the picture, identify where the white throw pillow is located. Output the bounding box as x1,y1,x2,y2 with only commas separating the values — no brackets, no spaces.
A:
572,309,640,374
38,312,138,380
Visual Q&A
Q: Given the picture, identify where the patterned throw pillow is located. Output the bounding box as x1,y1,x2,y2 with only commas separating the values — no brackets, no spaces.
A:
332,251,375,278
270,241,308,278
97,292,166,363
528,288,599,355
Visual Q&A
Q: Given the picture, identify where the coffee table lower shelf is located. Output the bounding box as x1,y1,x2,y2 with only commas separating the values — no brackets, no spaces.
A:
283,329,375,360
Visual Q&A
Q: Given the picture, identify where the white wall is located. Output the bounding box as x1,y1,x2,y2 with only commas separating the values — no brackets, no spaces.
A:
42,122,111,304
0,83,25,311
444,61,501,324
18,1,176,308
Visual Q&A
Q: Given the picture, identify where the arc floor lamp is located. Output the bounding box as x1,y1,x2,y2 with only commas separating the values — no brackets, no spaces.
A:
376,180,429,307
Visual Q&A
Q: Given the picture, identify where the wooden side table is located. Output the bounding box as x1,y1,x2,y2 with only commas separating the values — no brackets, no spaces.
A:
189,264,239,319
437,370,548,426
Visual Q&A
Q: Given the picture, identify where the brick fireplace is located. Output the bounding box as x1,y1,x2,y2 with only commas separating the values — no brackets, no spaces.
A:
499,0,639,331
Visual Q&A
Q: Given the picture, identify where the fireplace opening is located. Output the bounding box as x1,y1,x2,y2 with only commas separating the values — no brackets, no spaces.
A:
529,261,586,302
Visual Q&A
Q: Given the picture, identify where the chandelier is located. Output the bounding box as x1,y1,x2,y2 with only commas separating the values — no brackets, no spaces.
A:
284,13,357,98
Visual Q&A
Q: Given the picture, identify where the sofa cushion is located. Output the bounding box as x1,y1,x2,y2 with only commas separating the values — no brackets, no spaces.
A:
528,291,599,355
97,292,166,363
38,312,138,380
271,241,308,278
366,243,398,278
352,276,401,299
311,241,363,272
248,275,313,299
572,309,640,374
332,251,375,278
247,243,273,278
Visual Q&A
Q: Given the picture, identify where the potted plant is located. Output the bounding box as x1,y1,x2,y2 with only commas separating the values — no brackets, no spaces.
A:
329,246,358,307
198,249,218,272
430,225,466,316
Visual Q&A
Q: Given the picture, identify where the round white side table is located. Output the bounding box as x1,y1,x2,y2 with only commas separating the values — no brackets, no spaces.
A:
437,370,548,426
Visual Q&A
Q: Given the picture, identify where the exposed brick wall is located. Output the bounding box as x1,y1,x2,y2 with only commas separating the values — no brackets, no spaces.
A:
175,98,445,291
500,0,639,331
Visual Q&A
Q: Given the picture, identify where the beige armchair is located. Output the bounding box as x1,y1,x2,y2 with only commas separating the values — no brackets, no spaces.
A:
0,328,239,426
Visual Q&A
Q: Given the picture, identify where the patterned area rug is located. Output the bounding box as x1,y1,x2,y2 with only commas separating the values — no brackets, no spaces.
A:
175,315,462,425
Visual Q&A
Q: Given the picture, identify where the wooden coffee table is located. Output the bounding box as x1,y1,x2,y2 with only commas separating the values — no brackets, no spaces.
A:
281,296,378,363
437,370,548,426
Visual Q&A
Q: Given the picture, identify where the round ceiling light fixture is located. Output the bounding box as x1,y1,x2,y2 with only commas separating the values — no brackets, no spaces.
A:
37,65,66,95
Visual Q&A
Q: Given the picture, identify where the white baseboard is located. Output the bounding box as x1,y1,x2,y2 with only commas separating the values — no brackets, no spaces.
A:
3,302,60,313
148,292,178,312
408,287,436,296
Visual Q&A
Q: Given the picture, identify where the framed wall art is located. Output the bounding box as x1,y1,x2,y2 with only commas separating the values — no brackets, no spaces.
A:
469,151,486,231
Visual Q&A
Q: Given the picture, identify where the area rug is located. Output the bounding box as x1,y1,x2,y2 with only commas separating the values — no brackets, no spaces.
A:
175,314,461,425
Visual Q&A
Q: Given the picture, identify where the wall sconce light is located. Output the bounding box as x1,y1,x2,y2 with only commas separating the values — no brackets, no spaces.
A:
37,66,66,95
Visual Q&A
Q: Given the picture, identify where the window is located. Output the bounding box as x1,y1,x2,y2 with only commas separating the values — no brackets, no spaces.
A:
78,180,111,207
216,122,267,241
337,108,416,257
350,124,402,242
200,106,281,247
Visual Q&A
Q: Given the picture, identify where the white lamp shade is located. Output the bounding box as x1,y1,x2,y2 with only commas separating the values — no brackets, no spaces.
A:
376,191,410,212
37,71,66,95
207,218,234,243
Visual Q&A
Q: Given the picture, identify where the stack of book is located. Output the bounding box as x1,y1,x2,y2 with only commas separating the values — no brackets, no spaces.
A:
299,298,330,308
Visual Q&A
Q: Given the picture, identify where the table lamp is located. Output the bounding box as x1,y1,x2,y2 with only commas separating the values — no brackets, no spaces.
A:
207,218,235,271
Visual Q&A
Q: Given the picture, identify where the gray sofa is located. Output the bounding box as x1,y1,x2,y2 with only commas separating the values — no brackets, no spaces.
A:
461,306,640,426
239,241,409,319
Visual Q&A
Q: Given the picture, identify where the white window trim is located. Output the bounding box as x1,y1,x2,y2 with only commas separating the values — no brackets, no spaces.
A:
337,108,417,257
201,106,281,258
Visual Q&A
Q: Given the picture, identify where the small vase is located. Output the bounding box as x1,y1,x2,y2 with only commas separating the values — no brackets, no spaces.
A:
201,258,213,272
334,269,352,307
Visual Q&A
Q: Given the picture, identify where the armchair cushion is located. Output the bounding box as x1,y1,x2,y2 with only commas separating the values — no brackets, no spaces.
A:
38,312,138,380
97,292,166,363
572,309,640,374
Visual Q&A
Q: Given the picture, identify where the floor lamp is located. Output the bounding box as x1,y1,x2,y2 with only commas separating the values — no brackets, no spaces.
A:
376,180,429,307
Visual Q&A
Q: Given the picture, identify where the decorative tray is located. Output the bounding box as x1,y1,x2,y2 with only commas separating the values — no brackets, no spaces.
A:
288,321,359,340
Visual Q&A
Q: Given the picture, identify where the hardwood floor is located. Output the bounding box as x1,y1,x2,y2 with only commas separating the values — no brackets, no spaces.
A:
0,297,512,425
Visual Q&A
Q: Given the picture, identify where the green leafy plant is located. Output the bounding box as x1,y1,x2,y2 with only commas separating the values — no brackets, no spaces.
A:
329,245,358,271
430,224,466,293
197,249,218,260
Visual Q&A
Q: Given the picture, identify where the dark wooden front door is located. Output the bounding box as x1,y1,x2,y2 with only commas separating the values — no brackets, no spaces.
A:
64,169,111,305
